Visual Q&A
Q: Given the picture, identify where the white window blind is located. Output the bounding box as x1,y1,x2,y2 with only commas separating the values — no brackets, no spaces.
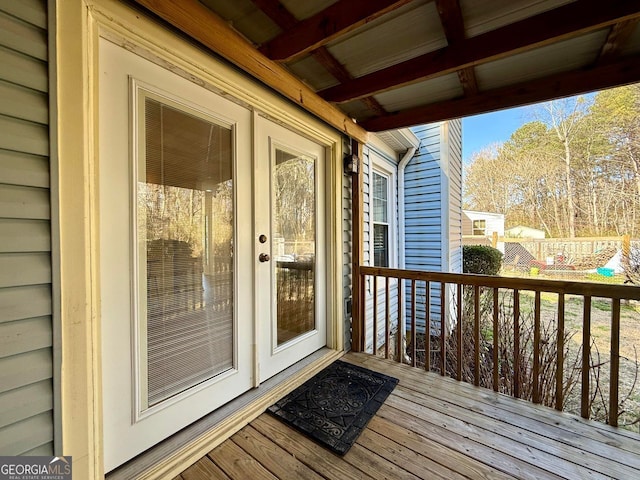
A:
141,97,235,407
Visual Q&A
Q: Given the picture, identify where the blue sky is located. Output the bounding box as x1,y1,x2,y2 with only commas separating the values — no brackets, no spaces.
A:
461,105,534,165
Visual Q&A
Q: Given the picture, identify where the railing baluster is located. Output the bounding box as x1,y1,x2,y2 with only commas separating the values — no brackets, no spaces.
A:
556,293,565,411
609,298,621,427
411,279,416,367
360,272,366,352
397,278,403,363
425,281,431,372
474,285,480,387
362,275,367,352
533,291,541,404
440,282,446,376
457,283,463,382
385,277,390,360
513,289,521,399
493,287,499,392
581,296,592,419
373,275,378,355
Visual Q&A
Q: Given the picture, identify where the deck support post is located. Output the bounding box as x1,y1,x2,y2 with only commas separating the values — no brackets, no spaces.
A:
351,139,364,352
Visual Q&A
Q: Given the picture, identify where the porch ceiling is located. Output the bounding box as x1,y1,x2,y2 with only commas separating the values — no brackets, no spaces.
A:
134,0,640,135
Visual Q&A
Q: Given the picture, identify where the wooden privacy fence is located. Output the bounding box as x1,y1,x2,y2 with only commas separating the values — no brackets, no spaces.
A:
498,235,631,263
359,266,640,427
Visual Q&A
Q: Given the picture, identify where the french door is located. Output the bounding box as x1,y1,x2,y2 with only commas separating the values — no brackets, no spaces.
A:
255,117,327,381
99,39,253,471
99,40,329,471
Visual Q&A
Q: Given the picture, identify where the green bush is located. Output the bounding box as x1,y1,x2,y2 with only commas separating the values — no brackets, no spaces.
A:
462,245,503,275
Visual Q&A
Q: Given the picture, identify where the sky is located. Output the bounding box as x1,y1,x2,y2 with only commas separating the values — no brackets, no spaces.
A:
461,105,534,165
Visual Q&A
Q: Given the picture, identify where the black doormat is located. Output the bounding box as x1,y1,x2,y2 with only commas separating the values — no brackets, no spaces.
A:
267,360,399,455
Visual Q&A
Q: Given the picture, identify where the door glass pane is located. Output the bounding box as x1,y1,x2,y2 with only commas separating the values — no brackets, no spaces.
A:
273,148,316,345
141,97,234,407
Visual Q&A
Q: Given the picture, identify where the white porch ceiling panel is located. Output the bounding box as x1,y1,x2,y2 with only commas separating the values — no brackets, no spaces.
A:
140,0,640,132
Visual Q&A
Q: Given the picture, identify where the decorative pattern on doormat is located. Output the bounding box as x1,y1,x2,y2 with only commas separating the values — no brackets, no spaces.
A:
267,360,399,455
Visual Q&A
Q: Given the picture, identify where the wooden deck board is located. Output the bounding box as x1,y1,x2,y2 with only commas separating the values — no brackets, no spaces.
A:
180,352,640,480
347,352,640,454
229,426,324,480
181,458,229,480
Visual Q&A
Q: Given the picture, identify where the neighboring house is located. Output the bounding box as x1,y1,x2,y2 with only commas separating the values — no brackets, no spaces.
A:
463,210,505,238
463,210,505,252
505,225,546,239
1,1,637,479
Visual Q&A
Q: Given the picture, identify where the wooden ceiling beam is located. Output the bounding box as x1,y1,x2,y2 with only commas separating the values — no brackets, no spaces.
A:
457,68,479,96
320,0,640,103
597,18,640,64
133,0,368,143
259,0,413,62
435,0,478,96
250,0,298,30
361,54,640,131
252,0,387,116
309,49,387,116
435,0,465,42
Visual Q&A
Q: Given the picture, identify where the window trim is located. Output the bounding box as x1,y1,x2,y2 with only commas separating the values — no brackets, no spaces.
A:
369,151,397,269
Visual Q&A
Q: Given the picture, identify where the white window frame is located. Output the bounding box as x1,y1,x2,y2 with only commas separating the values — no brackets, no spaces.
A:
472,219,486,236
369,151,397,269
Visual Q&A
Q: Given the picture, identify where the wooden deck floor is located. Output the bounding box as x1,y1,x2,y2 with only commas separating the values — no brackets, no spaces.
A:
177,352,640,480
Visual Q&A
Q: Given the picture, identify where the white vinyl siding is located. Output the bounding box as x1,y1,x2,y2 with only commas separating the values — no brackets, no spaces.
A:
0,0,53,456
343,159,353,350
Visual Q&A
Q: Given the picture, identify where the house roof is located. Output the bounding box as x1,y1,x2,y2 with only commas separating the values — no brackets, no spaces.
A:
134,0,640,139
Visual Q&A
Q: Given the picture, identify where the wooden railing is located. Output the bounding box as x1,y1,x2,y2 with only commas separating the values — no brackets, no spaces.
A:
358,266,640,428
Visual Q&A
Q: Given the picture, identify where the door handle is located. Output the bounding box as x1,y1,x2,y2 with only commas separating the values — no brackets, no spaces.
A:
259,253,271,263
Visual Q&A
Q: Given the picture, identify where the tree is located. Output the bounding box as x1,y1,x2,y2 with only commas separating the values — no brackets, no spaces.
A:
463,84,640,237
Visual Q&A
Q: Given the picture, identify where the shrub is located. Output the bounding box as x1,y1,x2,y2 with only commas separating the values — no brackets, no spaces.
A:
463,245,503,275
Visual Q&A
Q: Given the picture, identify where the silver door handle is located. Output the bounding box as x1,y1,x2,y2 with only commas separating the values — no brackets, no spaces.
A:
259,253,271,262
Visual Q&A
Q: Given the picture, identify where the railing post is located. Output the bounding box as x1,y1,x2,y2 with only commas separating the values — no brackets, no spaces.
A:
397,278,403,363
581,296,592,419
474,285,480,387
533,292,541,403
385,278,391,359
350,140,364,352
493,288,499,392
410,280,416,367
440,282,446,376
458,284,463,381
513,289,520,398
610,299,621,427
555,294,565,411
372,275,378,355
425,282,431,372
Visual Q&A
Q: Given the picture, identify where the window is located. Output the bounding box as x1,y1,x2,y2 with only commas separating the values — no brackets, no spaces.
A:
472,219,486,236
372,171,390,267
